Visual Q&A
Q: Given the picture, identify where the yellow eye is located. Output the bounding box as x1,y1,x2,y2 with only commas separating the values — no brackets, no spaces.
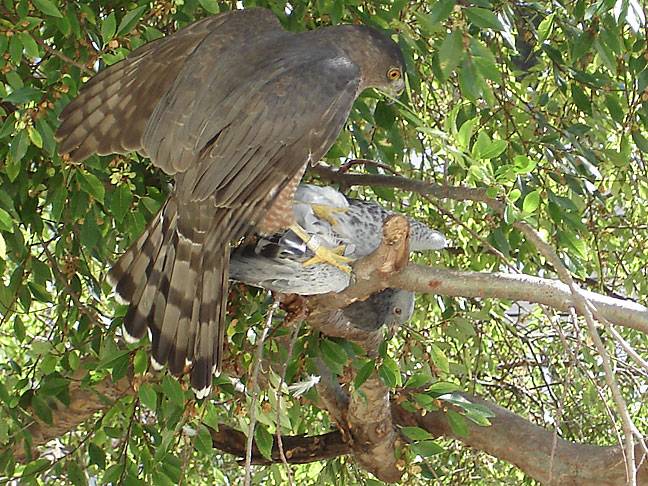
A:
387,67,401,80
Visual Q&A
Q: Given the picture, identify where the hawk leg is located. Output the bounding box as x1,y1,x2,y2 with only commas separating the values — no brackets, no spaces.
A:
289,223,352,273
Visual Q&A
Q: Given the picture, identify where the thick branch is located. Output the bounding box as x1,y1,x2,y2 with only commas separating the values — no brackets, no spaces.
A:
392,393,648,486
13,369,132,462
391,265,648,334
307,216,410,482
209,425,347,465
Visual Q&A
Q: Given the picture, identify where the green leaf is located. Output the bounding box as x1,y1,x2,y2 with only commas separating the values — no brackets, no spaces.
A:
139,383,157,411
161,375,185,407
8,130,28,181
632,130,648,153
404,371,432,388
18,33,39,58
464,7,503,31
447,409,469,436
537,13,554,43
79,214,101,249
605,94,624,124
101,12,117,43
68,350,80,370
472,131,508,159
427,381,461,395
133,348,148,375
0,208,13,232
13,316,25,342
198,0,220,13
88,442,106,469
430,344,449,374
522,190,541,214
68,460,87,486
111,185,133,224
465,409,493,426
401,426,433,441
255,424,273,460
320,339,348,366
471,39,501,82
117,5,148,36
374,101,396,128
31,395,53,424
438,30,464,79
28,282,51,302
378,357,401,388
194,425,214,454
77,170,105,203
49,185,67,221
28,126,43,148
22,459,51,479
411,440,445,457
102,464,123,484
97,349,130,370
32,0,63,17
416,0,456,32
513,155,537,174
457,118,478,151
480,139,507,159
571,84,591,114
354,359,375,389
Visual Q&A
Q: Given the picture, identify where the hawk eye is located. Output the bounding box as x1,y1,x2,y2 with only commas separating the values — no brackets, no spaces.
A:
394,307,402,315
387,67,401,80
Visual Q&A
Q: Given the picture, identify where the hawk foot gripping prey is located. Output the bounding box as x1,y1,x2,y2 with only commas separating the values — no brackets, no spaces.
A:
289,223,353,273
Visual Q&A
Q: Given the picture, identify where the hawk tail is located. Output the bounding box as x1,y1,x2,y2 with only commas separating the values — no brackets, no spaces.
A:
107,196,229,399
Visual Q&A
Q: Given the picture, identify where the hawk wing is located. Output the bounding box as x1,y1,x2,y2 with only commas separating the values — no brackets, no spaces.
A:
144,42,361,209
55,8,283,161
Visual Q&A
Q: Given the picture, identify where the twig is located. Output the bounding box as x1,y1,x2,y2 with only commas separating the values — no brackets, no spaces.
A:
275,318,303,486
34,36,94,75
606,324,648,373
244,299,279,486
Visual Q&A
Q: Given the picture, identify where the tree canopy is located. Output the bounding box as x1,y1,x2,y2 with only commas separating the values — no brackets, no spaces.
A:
0,0,647,484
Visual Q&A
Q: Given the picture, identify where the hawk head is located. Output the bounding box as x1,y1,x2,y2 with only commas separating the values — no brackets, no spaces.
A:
355,26,406,97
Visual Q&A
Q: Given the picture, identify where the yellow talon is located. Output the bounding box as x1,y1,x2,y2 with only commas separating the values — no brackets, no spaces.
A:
303,244,352,273
310,204,348,226
288,223,353,273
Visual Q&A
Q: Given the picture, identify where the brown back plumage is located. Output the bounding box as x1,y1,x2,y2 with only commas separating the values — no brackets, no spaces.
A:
56,7,405,397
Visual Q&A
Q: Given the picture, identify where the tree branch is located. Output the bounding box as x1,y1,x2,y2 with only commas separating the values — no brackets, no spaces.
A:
11,363,647,485
305,215,410,482
392,393,648,486
391,265,648,334
12,367,132,462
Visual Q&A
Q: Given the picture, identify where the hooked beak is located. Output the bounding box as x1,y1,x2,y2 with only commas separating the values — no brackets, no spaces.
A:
385,78,405,105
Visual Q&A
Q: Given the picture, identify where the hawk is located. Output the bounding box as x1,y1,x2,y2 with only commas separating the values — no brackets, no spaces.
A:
230,184,447,294
55,8,405,397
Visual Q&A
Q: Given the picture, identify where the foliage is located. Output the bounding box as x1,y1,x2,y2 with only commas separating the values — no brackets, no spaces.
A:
0,0,646,484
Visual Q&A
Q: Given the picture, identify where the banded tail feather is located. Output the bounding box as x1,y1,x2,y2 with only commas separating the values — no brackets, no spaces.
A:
107,196,229,399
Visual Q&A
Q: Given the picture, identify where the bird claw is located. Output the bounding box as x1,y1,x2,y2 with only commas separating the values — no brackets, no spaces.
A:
303,244,352,273
310,204,348,226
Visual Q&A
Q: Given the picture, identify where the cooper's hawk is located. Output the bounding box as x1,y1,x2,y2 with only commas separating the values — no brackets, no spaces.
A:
230,184,446,294
55,8,405,397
